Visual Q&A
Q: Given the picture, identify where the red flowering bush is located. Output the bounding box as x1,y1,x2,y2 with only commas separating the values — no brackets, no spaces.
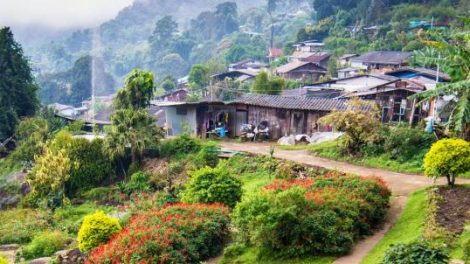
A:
232,174,391,258
86,203,230,264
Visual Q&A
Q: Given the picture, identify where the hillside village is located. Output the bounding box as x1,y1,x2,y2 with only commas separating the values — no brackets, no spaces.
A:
1,0,470,264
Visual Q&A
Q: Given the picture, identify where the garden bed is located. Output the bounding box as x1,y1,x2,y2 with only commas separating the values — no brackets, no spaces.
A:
437,186,470,233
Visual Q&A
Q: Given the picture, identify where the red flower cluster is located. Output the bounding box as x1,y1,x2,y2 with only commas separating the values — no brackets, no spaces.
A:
86,203,230,264
264,178,315,191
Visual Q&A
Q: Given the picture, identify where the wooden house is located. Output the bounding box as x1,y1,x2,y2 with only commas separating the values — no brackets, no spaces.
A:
275,61,327,81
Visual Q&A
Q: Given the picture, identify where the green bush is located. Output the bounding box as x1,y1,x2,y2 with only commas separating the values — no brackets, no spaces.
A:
381,242,448,264
232,174,391,258
77,211,121,253
182,163,243,208
121,171,152,194
53,203,112,235
66,138,114,197
196,141,220,168
160,134,201,157
0,208,52,244
424,138,470,185
22,231,68,259
383,125,435,162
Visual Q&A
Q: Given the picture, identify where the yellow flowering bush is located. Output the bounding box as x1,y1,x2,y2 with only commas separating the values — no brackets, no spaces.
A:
424,138,470,185
77,211,121,253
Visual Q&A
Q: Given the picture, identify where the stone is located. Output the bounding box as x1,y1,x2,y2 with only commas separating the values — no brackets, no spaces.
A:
29,257,52,264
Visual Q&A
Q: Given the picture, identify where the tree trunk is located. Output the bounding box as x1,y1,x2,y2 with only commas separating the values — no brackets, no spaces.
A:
446,174,456,187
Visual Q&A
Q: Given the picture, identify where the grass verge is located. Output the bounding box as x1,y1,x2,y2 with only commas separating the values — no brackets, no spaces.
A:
221,247,335,264
361,189,427,264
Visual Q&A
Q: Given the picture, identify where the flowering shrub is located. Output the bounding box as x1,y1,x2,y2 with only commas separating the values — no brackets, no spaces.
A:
86,203,230,264
232,174,391,258
77,211,121,253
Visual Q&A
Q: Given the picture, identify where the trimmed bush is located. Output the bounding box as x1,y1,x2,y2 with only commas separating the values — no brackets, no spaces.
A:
181,163,243,208
232,174,391,258
383,125,435,162
424,138,470,185
86,203,230,264
22,230,68,259
381,242,448,264
195,141,220,168
77,211,121,253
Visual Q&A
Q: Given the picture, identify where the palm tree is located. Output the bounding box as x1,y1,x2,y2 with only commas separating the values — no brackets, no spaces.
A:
414,32,470,138
104,109,164,174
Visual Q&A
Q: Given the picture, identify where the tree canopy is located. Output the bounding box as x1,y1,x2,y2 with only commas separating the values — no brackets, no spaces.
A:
0,27,39,140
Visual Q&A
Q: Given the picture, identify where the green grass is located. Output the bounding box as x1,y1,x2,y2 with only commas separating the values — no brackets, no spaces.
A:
239,171,273,195
0,158,22,180
450,226,470,260
309,141,424,174
361,189,428,264
221,247,335,264
276,144,310,151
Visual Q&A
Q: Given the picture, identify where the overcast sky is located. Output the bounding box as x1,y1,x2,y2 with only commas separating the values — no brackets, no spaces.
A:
0,0,135,29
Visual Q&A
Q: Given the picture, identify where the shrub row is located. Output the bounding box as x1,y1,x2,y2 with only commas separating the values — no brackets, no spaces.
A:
86,203,230,264
232,173,391,258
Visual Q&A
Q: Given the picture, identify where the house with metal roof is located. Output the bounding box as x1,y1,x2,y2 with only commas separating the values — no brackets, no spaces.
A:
275,61,327,81
155,93,349,139
350,51,413,72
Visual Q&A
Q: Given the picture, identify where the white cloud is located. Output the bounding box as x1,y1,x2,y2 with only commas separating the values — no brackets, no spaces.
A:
0,0,135,29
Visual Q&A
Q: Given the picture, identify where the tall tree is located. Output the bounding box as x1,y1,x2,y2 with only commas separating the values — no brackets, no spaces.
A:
149,16,178,56
114,69,155,110
0,27,38,140
188,64,209,95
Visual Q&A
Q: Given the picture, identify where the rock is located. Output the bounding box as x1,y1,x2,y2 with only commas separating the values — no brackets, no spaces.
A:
29,257,51,264
56,249,86,264
0,244,19,251
277,135,295,145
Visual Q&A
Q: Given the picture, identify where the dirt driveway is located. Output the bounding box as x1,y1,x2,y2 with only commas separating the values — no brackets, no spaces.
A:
220,141,470,264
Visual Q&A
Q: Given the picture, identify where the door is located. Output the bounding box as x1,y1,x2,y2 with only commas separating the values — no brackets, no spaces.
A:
235,111,248,136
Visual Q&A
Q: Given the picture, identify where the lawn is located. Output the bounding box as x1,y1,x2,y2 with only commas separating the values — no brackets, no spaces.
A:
309,140,470,178
221,247,335,264
361,189,427,264
0,158,22,180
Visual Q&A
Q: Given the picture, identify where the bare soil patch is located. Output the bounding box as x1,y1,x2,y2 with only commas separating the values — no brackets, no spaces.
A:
437,186,470,233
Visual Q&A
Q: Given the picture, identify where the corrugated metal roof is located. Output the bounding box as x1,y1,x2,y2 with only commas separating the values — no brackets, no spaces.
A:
235,94,348,111
351,51,412,65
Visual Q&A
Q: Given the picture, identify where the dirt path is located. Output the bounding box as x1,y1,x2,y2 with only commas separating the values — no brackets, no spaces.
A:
220,142,470,264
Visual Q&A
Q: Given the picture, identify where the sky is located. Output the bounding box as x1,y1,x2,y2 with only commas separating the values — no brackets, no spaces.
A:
0,0,135,29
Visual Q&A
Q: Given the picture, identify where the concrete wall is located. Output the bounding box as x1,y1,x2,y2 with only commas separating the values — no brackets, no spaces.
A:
165,106,197,136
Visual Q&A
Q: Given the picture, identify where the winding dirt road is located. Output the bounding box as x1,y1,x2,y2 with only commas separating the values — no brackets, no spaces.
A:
220,142,470,264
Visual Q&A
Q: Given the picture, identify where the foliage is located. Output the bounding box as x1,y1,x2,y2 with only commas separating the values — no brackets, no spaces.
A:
66,138,114,197
104,108,163,164
0,27,38,140
195,141,220,168
77,211,121,253
159,134,201,157
86,203,230,264
252,71,286,95
27,147,73,209
121,171,152,194
424,138,470,185
381,242,449,264
114,69,155,110
182,163,243,208
11,117,50,164
0,208,52,244
159,76,177,92
319,99,380,155
232,174,391,258
22,230,68,259
414,33,470,137
188,64,209,95
381,125,436,162
0,254,6,264
53,202,114,235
